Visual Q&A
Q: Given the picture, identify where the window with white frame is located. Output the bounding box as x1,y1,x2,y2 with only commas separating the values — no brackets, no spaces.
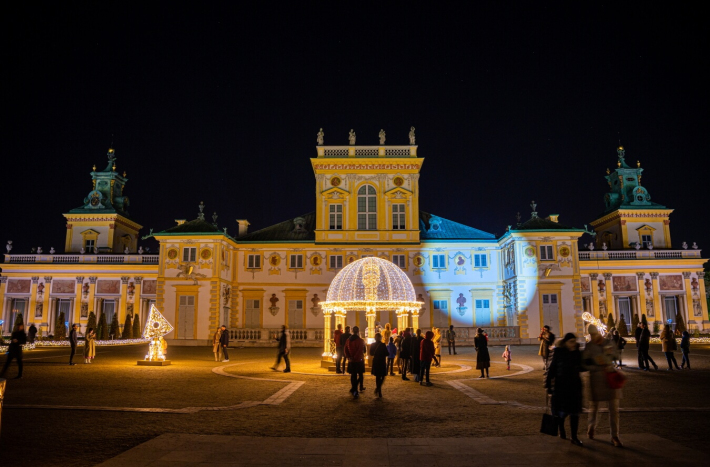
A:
329,255,343,269
329,204,343,230
433,300,448,311
288,300,304,328
392,204,405,230
357,185,377,230
289,254,304,269
182,247,197,262
432,254,446,268
641,234,652,248
474,253,488,268
84,239,95,250
247,254,261,269
392,254,406,269
540,245,554,260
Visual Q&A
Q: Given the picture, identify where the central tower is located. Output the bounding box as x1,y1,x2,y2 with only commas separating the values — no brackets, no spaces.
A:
311,131,423,244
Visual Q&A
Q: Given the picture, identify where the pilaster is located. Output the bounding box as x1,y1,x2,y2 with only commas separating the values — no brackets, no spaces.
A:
682,271,693,325
589,273,600,318
88,277,97,317
650,272,661,327
41,276,52,326
636,272,646,321
0,277,7,331
120,276,130,328
74,276,84,325
28,277,39,327
133,277,143,322
603,273,614,320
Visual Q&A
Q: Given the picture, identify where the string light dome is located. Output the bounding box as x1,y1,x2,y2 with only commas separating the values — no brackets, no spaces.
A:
321,257,421,313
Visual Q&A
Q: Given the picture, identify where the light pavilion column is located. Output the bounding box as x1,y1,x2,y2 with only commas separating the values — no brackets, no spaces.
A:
323,309,332,356
366,308,376,339
683,272,694,325
396,308,410,331
411,309,420,332
589,273,601,318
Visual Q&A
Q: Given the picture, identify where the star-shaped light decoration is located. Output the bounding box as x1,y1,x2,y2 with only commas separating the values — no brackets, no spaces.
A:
141,304,174,363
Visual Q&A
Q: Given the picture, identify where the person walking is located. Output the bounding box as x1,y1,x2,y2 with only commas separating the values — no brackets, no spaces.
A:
84,327,96,363
474,328,490,378
1,323,27,379
212,326,223,362
219,325,230,362
502,345,512,370
344,326,365,397
610,329,626,368
447,324,457,355
638,322,657,371
411,328,422,382
369,332,389,398
333,324,343,373
583,324,623,447
400,328,412,380
28,324,38,344
538,325,555,373
383,323,392,346
634,322,644,369
680,330,691,369
69,323,79,365
271,325,291,373
433,327,442,367
660,324,680,370
545,333,584,446
394,330,403,373
386,336,396,376
338,325,351,374
419,330,435,386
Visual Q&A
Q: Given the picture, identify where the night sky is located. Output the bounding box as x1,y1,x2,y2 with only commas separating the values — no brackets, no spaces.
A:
2,3,708,257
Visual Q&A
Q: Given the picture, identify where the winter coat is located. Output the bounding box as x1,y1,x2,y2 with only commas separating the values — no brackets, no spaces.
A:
383,327,392,345
386,342,397,359
369,341,389,377
660,330,677,352
411,334,421,374
474,333,490,369
84,332,96,358
582,338,621,401
219,329,230,346
634,326,643,347
502,348,511,362
344,335,365,363
69,329,78,347
420,331,435,362
339,331,351,348
7,330,27,352
447,328,456,342
545,346,584,416
538,332,555,358
400,333,413,359
638,327,651,350
278,330,291,352
680,334,690,352
433,329,442,355
212,329,222,353
333,329,343,348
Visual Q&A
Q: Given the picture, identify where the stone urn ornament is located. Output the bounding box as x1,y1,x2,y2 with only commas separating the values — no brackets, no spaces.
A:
50,247,55,254
682,241,688,250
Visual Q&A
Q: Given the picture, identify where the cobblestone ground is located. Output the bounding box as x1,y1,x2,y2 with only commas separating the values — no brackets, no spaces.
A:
1,342,708,466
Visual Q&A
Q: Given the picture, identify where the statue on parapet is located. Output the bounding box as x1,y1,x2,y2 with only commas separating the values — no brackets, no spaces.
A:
348,129,356,145
409,126,416,145
316,128,324,146
379,129,386,145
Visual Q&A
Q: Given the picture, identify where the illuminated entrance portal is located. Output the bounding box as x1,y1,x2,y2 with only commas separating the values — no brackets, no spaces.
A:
320,257,421,362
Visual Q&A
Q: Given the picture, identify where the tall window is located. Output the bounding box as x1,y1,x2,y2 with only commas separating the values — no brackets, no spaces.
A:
392,204,405,230
290,254,304,269
641,235,652,248
247,254,261,269
183,247,197,262
329,255,343,269
288,300,304,328
540,245,554,261
357,185,377,230
329,204,343,230
474,253,488,268
392,254,406,269
245,299,260,328
84,239,95,251
433,254,446,268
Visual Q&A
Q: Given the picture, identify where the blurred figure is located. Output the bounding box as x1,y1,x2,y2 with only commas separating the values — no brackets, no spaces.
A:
411,328,422,382
386,336,396,376
538,325,556,373
610,329,626,368
660,324,680,371
333,324,343,374
28,324,38,344
419,330,435,386
369,332,389,398
638,322,658,371
433,327,442,367
212,326,223,362
400,328,412,381
69,323,79,365
1,323,26,379
84,327,96,363
634,322,644,369
271,325,291,373
474,328,490,378
502,345,512,370
338,326,352,374
680,331,691,369
447,324,457,355
219,325,230,362
345,326,365,397
545,333,584,446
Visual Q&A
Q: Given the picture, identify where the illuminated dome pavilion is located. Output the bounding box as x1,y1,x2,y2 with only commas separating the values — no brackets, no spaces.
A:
320,257,422,358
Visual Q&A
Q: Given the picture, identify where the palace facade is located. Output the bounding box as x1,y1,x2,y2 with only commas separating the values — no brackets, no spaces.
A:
1,143,707,344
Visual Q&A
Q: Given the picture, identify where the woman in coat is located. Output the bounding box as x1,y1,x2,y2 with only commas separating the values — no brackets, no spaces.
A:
369,333,389,398
212,327,223,362
582,325,623,447
474,328,490,378
83,327,96,363
433,327,442,367
393,331,403,373
660,324,680,370
419,330,435,386
545,333,584,446
383,323,392,347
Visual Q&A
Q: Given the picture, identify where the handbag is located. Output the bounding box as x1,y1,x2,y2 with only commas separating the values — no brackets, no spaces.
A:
540,394,558,436
605,369,627,389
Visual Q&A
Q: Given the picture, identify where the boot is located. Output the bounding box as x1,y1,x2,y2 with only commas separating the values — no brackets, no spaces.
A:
587,427,595,440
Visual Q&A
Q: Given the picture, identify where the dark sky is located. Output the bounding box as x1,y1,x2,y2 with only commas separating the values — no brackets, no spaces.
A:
2,3,708,256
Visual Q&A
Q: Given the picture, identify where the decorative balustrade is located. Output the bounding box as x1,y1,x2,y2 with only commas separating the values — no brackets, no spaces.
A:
230,329,262,341
450,326,520,341
4,254,160,264
578,250,700,261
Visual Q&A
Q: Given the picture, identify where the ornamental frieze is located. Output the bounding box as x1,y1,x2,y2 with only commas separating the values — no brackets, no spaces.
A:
314,163,420,170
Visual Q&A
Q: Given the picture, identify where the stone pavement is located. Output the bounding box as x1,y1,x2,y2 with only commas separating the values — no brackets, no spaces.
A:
98,433,699,466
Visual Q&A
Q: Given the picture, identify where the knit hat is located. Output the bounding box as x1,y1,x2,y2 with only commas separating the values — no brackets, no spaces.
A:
587,324,599,335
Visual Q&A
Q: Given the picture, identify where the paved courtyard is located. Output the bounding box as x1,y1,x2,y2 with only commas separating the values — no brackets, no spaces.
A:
1,342,708,466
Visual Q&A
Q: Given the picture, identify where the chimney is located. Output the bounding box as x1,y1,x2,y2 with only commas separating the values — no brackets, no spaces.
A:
236,219,250,237
546,214,559,223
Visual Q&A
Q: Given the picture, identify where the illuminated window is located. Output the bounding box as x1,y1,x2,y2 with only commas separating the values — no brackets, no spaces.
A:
247,254,261,269
433,300,448,311
540,245,554,261
290,254,304,269
84,239,95,250
641,235,652,248
474,254,488,268
392,204,405,229
182,247,197,262
392,254,406,269
329,204,343,230
433,254,446,269
357,185,377,230
329,255,343,269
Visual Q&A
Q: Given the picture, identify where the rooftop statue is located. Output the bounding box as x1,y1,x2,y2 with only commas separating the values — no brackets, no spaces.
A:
316,128,324,146
348,129,356,145
409,126,416,145
379,129,386,145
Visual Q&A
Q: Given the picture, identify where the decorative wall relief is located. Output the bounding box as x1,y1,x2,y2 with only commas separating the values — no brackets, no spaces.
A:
612,276,637,292
268,253,282,275
7,279,31,293
455,293,467,316
142,280,157,295
453,252,467,275
269,293,280,316
309,253,323,275
310,293,322,317
413,254,425,276
646,298,654,317
693,299,703,317
522,245,537,269
557,244,573,267
659,275,684,291
81,303,89,318
35,302,43,318
580,277,591,293
96,280,120,294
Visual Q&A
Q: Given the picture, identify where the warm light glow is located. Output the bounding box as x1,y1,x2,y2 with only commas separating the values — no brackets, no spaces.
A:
582,312,608,342
142,304,174,361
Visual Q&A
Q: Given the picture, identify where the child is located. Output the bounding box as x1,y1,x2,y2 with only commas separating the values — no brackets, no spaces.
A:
386,336,397,376
502,345,511,370
680,330,691,369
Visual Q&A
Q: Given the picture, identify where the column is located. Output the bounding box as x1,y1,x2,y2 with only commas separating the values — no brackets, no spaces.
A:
613,295,620,324
87,277,97,318
41,276,52,328
335,309,346,334
636,272,646,322
603,273,614,320
323,310,332,357
397,309,410,330
650,272,660,328
366,308,376,339
0,277,8,333
120,276,130,332
683,272,694,326
50,298,59,336
133,277,143,322
28,276,39,326
590,273,601,318
73,276,84,326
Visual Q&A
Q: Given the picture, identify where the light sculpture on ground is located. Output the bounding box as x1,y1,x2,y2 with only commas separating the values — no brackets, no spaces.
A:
137,304,174,366
582,311,608,342
320,257,421,363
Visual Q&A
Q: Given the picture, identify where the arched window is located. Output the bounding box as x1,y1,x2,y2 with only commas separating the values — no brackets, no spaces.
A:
357,185,377,230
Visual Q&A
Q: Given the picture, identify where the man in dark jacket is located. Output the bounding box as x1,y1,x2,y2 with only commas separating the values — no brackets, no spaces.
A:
344,326,365,396
447,325,457,355
419,330,435,386
69,323,79,365
28,324,38,344
333,324,344,374
219,325,230,362
1,323,27,379
338,326,352,374
399,328,412,380
271,325,291,373
634,323,644,369
638,322,658,371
